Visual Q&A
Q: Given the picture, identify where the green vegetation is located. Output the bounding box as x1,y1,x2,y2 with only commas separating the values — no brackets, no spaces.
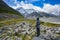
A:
40,21,60,27
0,0,60,40
56,33,60,36
0,0,24,27
0,18,24,27
0,18,36,27
0,0,23,17
0,0,60,27
0,18,60,27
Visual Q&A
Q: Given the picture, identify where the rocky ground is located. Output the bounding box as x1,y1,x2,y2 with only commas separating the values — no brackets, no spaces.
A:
0,21,60,40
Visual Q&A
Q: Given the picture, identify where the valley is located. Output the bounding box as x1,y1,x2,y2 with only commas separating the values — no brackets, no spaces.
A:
40,17,60,24
0,0,60,40
0,20,60,40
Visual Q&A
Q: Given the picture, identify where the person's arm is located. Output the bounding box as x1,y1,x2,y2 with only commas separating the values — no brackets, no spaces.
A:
35,21,38,27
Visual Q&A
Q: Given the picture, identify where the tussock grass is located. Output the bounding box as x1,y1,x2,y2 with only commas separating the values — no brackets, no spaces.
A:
0,18,60,27
40,21,60,27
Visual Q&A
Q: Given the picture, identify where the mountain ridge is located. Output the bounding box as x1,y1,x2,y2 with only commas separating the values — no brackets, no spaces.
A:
0,0,24,20
16,7,59,17
0,0,23,17
26,11,57,18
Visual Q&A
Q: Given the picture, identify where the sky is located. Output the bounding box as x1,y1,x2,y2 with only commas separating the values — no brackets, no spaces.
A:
3,0,60,15
3,0,60,7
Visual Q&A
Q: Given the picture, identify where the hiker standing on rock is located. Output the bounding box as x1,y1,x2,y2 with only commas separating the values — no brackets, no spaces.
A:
36,17,40,37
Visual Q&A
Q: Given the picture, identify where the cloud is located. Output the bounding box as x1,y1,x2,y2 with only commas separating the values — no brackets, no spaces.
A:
43,4,60,15
12,1,42,11
11,0,60,15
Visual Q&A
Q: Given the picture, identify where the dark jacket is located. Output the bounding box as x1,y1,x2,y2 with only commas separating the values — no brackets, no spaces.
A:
36,20,40,28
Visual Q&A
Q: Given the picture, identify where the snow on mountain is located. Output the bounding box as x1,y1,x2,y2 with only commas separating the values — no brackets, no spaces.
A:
16,7,26,14
16,7,37,17
11,1,60,17
26,11,57,18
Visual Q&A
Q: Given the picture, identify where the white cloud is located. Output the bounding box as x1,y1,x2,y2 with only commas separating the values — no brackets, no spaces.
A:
11,1,60,16
3,0,60,16
43,4,60,15
12,1,42,11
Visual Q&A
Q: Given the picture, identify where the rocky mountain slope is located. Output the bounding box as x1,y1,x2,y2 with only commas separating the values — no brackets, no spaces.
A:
16,7,58,18
16,7,36,17
26,12,57,18
0,0,23,20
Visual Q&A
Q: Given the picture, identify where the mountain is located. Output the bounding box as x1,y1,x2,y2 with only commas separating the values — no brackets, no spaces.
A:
16,6,59,18
16,7,27,17
0,0,23,20
16,7,36,17
26,12,57,18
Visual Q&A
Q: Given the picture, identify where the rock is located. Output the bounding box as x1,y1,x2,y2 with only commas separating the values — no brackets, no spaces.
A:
15,36,22,40
14,29,19,33
0,30,3,34
33,37,44,40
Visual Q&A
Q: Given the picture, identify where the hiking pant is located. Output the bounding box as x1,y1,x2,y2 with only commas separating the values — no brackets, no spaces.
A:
36,27,40,36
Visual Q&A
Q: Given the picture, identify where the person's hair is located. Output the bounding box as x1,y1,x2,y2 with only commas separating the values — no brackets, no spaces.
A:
37,17,39,20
